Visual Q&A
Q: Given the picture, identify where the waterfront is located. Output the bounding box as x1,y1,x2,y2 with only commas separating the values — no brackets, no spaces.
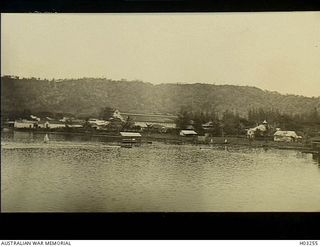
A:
1,131,320,212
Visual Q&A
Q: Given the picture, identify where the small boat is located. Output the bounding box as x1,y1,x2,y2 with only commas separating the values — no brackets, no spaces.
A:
200,146,213,150
44,134,49,143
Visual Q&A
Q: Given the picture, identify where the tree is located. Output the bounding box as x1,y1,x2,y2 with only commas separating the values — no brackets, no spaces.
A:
121,116,135,130
176,107,192,130
20,109,32,119
99,107,115,120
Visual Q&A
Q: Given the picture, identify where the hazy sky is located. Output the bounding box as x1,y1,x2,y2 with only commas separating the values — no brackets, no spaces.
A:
2,13,320,97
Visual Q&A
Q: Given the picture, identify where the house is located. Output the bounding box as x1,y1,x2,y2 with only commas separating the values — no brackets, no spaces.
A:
14,120,36,129
88,119,110,130
202,121,214,130
66,123,83,128
121,113,177,129
120,132,142,147
120,132,142,138
36,120,49,128
247,122,268,139
36,120,66,129
274,131,301,142
48,121,66,129
179,130,198,136
113,109,124,122
148,124,168,133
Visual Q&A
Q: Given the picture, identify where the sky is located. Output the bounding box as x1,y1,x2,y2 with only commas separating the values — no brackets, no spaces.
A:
1,12,320,97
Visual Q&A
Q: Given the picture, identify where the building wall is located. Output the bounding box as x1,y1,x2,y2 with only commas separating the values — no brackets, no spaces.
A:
14,121,34,128
48,123,66,129
67,124,82,128
37,122,49,128
274,136,294,142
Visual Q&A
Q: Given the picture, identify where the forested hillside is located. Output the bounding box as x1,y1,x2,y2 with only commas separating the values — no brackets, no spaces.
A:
1,76,319,118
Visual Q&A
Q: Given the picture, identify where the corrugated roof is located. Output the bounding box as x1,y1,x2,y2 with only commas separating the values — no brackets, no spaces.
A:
120,132,142,137
121,113,177,123
180,130,198,135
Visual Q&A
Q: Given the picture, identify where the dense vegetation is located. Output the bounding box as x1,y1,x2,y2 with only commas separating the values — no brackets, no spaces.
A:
2,76,319,118
175,106,320,137
1,76,320,136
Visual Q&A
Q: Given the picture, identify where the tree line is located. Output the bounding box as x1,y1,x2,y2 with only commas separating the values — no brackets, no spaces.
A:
175,106,320,137
2,105,320,137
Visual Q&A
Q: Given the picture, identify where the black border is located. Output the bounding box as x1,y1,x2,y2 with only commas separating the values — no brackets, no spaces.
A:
0,0,320,12
1,213,320,240
1,0,320,240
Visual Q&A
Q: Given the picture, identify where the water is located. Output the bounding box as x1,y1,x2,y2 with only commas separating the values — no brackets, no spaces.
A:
1,131,320,212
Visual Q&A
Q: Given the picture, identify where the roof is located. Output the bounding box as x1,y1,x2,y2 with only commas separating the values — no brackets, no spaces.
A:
248,124,267,132
15,120,36,123
120,132,142,137
202,121,214,127
180,130,198,135
274,131,298,138
121,113,177,124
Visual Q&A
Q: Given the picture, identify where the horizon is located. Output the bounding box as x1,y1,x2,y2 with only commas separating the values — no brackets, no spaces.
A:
2,13,320,97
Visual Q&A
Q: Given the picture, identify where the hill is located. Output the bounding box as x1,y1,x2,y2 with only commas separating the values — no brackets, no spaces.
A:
1,76,319,118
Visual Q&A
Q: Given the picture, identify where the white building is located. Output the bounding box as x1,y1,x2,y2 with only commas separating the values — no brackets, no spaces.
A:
14,120,36,129
88,119,110,129
274,131,301,142
37,121,66,129
180,130,198,136
121,113,177,129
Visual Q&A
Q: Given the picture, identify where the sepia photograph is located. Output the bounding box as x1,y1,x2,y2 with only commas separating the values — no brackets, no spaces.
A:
1,12,320,213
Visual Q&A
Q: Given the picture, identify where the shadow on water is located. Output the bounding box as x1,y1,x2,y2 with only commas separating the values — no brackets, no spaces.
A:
312,153,320,167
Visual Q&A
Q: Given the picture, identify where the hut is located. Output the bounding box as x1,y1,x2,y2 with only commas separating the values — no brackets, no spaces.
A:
120,132,142,147
179,130,198,143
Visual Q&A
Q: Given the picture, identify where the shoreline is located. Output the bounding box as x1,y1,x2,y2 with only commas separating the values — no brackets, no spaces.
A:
1,129,316,153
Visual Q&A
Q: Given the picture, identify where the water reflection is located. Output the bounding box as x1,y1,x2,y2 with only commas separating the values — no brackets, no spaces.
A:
2,131,320,212
312,153,320,165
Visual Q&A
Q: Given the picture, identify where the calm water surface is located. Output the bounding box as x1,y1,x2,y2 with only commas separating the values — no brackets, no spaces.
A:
1,131,320,212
